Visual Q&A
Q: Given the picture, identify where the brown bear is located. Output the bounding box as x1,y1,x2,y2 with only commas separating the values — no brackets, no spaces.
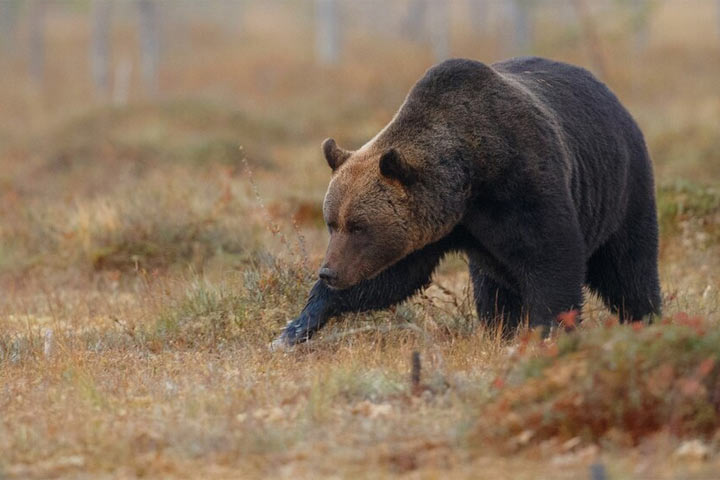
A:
272,56,661,348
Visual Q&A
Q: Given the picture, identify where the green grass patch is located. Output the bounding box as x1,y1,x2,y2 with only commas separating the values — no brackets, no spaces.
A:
657,181,720,238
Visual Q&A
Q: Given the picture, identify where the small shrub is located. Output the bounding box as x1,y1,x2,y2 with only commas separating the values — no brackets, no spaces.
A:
148,255,312,349
472,315,720,450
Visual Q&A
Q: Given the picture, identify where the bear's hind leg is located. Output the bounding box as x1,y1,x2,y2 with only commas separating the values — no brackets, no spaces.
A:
469,260,524,333
586,218,661,322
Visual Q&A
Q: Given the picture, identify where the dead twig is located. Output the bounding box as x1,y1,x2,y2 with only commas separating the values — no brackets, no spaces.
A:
411,351,422,396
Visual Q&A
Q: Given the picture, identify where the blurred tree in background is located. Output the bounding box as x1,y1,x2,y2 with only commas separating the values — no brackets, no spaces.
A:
315,0,340,65
0,0,718,183
1,0,719,102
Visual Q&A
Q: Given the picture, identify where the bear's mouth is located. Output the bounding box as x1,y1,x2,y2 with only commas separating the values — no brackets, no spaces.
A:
319,268,365,291
320,262,394,291
321,275,353,290
321,277,341,289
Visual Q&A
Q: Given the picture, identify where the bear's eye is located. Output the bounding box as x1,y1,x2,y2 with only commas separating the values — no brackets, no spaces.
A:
327,222,338,233
347,222,366,234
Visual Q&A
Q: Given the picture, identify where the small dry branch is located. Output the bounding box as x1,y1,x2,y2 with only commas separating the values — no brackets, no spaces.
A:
411,351,421,395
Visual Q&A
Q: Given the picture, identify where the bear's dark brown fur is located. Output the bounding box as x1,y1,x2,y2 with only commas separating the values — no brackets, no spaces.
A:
273,56,661,347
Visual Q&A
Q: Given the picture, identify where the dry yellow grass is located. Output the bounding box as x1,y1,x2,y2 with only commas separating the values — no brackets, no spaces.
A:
1,1,720,478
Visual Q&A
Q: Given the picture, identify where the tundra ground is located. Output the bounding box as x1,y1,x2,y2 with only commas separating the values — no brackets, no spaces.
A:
1,2,720,477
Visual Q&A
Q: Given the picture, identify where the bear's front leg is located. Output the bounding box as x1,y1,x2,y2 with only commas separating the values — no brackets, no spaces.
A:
270,280,336,350
517,224,586,330
522,272,584,330
464,197,586,330
271,233,460,349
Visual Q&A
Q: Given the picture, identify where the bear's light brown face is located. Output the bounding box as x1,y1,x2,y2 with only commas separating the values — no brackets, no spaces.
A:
318,139,423,290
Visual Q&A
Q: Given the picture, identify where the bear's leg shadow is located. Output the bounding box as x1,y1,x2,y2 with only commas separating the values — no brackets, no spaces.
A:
586,204,661,322
468,259,524,333
274,235,459,347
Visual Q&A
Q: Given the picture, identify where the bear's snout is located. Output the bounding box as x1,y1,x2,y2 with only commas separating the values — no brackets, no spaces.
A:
318,266,339,287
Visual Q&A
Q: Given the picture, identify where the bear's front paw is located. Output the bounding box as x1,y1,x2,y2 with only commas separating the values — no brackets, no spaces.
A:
270,305,327,352
268,334,294,352
268,321,309,352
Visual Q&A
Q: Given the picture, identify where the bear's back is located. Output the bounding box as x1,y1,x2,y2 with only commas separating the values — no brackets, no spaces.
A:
493,57,653,252
492,56,647,171
492,57,638,144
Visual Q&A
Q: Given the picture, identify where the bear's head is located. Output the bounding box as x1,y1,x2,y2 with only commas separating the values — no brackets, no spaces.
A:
318,137,451,290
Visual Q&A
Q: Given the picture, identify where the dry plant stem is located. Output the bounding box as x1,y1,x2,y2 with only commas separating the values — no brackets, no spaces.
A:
411,351,421,395
242,156,310,276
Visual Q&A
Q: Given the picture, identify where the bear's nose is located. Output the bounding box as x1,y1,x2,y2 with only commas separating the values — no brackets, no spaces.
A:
318,267,338,284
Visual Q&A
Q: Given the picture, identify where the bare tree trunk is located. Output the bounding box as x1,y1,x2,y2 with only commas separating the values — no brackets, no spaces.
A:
218,0,244,35
0,0,20,54
233,0,244,35
91,0,112,99
137,0,159,97
507,0,532,54
315,0,340,65
428,1,450,62
113,56,132,106
468,0,487,32
359,0,391,34
28,0,46,84
403,0,427,41
631,0,649,52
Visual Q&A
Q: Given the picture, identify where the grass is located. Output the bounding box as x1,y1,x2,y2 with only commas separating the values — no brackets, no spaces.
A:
1,1,720,477
2,181,717,477
0,167,255,273
2,130,719,480
658,181,720,241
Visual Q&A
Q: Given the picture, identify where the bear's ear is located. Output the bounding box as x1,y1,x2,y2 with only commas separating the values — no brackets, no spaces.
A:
322,138,352,171
379,149,417,186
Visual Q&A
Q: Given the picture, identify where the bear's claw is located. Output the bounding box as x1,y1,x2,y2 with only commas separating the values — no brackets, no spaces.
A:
268,335,293,352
